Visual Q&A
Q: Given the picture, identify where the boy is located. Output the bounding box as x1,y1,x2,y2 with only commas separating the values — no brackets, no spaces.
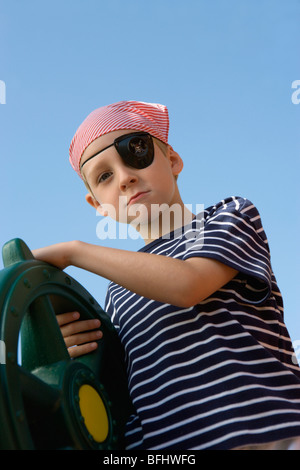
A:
33,100,300,450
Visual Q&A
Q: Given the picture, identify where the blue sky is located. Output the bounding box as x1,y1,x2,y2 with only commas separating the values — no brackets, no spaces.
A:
1,0,299,346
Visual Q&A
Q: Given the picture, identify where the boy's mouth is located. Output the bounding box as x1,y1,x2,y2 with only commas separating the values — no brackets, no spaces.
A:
128,191,150,206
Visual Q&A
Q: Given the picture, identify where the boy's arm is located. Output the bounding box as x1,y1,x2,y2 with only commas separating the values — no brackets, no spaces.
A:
33,240,238,308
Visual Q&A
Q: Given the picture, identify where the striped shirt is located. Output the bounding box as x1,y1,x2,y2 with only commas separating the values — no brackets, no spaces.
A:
105,196,300,450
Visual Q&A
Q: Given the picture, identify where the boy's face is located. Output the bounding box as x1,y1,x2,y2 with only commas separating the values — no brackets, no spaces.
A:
80,129,183,226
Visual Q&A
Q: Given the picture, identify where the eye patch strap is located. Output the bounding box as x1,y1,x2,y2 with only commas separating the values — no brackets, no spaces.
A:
80,142,115,170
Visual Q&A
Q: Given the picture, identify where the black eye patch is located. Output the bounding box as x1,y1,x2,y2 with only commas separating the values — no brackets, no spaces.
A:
80,132,154,170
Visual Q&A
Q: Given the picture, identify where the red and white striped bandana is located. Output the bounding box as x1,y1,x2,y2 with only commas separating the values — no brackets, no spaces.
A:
69,100,170,178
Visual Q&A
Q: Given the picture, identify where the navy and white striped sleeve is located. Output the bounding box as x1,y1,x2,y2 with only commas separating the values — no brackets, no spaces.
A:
182,197,273,304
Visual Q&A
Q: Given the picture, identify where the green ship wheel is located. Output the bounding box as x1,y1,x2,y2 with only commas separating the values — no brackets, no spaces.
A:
0,238,132,450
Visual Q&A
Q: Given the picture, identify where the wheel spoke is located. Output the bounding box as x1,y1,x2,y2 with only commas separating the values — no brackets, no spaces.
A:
19,366,76,449
21,295,70,371
19,365,61,417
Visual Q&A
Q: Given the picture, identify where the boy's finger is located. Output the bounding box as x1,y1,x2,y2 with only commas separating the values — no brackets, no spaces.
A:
60,318,101,337
56,311,80,326
64,329,103,348
68,341,99,358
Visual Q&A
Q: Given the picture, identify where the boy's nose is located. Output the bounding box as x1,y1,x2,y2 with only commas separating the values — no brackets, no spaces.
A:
118,167,138,191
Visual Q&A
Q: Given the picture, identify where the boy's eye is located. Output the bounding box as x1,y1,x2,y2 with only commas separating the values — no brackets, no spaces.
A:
98,171,112,183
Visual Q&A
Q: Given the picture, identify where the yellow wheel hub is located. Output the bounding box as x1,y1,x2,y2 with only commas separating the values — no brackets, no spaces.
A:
78,384,109,443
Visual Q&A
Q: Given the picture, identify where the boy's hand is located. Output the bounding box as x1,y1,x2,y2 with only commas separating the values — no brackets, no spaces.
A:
56,311,103,358
32,241,77,270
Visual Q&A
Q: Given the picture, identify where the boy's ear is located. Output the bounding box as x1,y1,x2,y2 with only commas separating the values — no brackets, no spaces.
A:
168,145,183,177
85,193,108,216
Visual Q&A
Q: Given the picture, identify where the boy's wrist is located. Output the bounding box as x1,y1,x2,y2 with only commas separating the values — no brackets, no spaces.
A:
67,240,82,267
